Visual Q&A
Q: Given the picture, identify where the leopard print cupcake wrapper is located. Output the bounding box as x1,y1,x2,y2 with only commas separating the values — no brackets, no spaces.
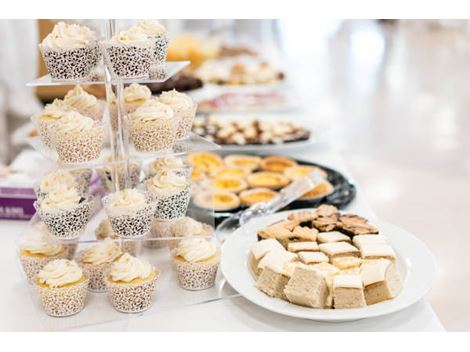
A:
151,187,191,221
172,253,220,291
174,104,197,140
129,116,180,152
151,34,168,65
103,42,153,79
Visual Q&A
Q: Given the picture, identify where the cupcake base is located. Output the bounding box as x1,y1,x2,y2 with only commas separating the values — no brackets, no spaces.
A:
173,252,220,291
152,34,169,65
19,250,68,284
153,187,191,221
104,44,152,79
129,118,179,153
144,219,175,249
53,125,104,164
105,202,156,239
174,104,197,140
79,260,113,293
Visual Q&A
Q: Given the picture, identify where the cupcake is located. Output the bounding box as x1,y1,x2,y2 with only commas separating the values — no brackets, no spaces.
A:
104,27,153,79
77,240,122,292
144,219,175,249
145,156,190,180
107,253,159,313
34,187,93,240
19,223,68,283
39,22,101,81
171,238,220,290
68,168,92,195
123,83,152,114
49,110,104,164
35,170,78,201
95,219,139,256
128,99,179,152
63,85,104,121
136,20,168,66
158,90,197,139
35,259,88,317
146,169,191,220
102,189,156,239
97,159,141,193
32,99,72,148
168,217,214,250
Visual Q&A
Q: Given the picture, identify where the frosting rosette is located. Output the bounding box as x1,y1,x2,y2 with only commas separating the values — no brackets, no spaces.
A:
40,187,82,212
63,86,98,111
39,171,77,195
129,99,174,123
22,223,65,257
109,253,154,283
147,169,188,197
81,240,122,266
37,259,84,288
41,22,96,50
173,238,217,263
124,83,152,104
38,99,72,122
51,110,95,134
110,27,149,45
158,90,194,113
136,20,166,37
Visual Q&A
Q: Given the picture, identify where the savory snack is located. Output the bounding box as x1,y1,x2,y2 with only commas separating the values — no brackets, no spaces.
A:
39,22,101,81
158,90,197,139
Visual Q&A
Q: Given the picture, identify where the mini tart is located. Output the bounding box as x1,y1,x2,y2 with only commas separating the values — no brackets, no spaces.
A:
224,155,261,171
213,177,248,194
247,172,290,189
194,190,240,211
259,156,297,173
300,181,335,200
188,152,223,173
239,188,278,206
209,166,251,179
284,165,328,181
190,167,206,182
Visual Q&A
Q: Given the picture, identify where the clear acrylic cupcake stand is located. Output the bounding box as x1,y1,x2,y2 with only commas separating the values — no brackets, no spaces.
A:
18,20,236,331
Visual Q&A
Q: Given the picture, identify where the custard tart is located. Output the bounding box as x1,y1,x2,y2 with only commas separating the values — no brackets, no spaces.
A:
190,167,206,182
224,155,262,171
239,188,278,206
213,177,248,194
284,165,328,181
194,190,241,211
247,172,290,189
259,156,297,173
188,152,223,173
209,166,251,179
300,181,334,199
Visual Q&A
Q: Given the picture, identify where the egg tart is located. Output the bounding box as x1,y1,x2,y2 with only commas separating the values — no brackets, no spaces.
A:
239,188,278,206
213,177,248,194
188,152,223,173
190,167,206,182
209,166,251,179
224,155,262,171
247,172,290,189
300,181,334,199
194,190,241,211
284,165,328,181
259,156,297,172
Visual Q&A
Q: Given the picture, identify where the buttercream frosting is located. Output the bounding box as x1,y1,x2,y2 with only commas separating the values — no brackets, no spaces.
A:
42,22,96,50
63,86,98,110
40,171,76,194
129,99,174,122
158,90,194,112
81,240,122,265
109,188,146,208
147,169,188,196
136,20,166,36
37,259,83,288
52,110,95,134
109,253,154,282
124,83,151,104
110,26,149,44
174,238,217,263
22,223,64,256
41,187,82,212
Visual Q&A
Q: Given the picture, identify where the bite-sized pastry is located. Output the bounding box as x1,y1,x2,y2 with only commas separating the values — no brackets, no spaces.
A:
39,22,101,81
210,166,251,179
300,181,334,200
331,256,363,270
259,156,297,173
360,244,397,261
171,238,220,290
247,171,289,189
311,205,340,232
290,225,318,242
310,262,341,308
255,262,305,299
256,249,297,276
188,152,223,173
158,90,197,139
190,167,205,182
319,242,360,258
287,210,318,223
333,274,366,309
63,85,104,121
35,259,88,317
352,234,386,249
250,239,285,275
287,241,319,253
193,190,240,211
317,231,351,243
224,155,261,171
361,259,402,305
298,251,329,265
283,165,328,181
283,266,329,308
123,83,152,114
239,188,278,207
213,177,248,194
337,214,379,236
107,253,159,312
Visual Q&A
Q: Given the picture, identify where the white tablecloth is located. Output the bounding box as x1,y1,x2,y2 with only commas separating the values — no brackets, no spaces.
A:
0,144,445,331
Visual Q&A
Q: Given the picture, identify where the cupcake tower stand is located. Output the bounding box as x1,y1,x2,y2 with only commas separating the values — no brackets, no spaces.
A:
18,20,235,331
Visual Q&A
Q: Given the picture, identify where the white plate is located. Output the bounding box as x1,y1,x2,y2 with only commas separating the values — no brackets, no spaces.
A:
221,210,436,322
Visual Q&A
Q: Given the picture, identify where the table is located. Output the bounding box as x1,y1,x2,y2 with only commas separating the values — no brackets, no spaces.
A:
0,144,445,331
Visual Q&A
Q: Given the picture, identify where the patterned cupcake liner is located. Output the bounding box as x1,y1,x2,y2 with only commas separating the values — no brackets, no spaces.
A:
97,163,141,193
129,117,180,152
172,252,220,291
50,122,104,164
77,257,115,293
19,250,68,284
39,41,101,81
167,223,215,250
149,65,167,80
151,187,191,221
174,104,197,140
36,277,89,317
107,272,159,313
31,114,55,149
151,34,168,66
144,219,175,249
34,197,93,240
69,168,93,195
103,41,153,79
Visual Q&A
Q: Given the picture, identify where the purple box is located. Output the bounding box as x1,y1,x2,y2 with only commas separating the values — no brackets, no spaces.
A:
0,186,36,220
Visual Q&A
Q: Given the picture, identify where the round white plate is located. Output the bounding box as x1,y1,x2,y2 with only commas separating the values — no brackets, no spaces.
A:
221,210,436,322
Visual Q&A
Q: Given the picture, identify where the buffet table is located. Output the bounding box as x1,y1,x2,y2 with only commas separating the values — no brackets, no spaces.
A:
0,143,445,331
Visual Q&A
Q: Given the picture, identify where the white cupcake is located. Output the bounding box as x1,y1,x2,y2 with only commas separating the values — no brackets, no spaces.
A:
63,85,104,121
123,83,152,114
145,156,190,180
136,20,168,67
32,99,72,148
35,170,79,201
159,90,197,139
168,217,214,250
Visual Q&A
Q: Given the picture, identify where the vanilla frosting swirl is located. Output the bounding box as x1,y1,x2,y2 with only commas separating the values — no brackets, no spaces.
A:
38,99,71,122
52,110,95,134
37,259,83,288
64,86,98,110
148,156,185,175
40,171,77,194
158,90,194,112
81,240,122,265
124,83,152,104
136,20,166,36
109,253,154,282
41,187,82,212
170,217,204,237
110,26,149,44
174,238,217,262
42,22,96,50
129,99,173,122
22,223,64,256
109,188,146,208
147,170,188,196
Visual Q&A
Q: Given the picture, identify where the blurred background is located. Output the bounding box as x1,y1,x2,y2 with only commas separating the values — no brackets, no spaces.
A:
1,19,469,330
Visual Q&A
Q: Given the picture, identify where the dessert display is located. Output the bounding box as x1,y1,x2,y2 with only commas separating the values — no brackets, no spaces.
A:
136,20,169,67
250,206,403,309
193,190,241,211
167,217,214,250
171,238,220,290
39,22,101,81
95,219,138,256
35,259,89,317
158,90,197,139
192,115,310,146
106,253,159,313
55,164,93,195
